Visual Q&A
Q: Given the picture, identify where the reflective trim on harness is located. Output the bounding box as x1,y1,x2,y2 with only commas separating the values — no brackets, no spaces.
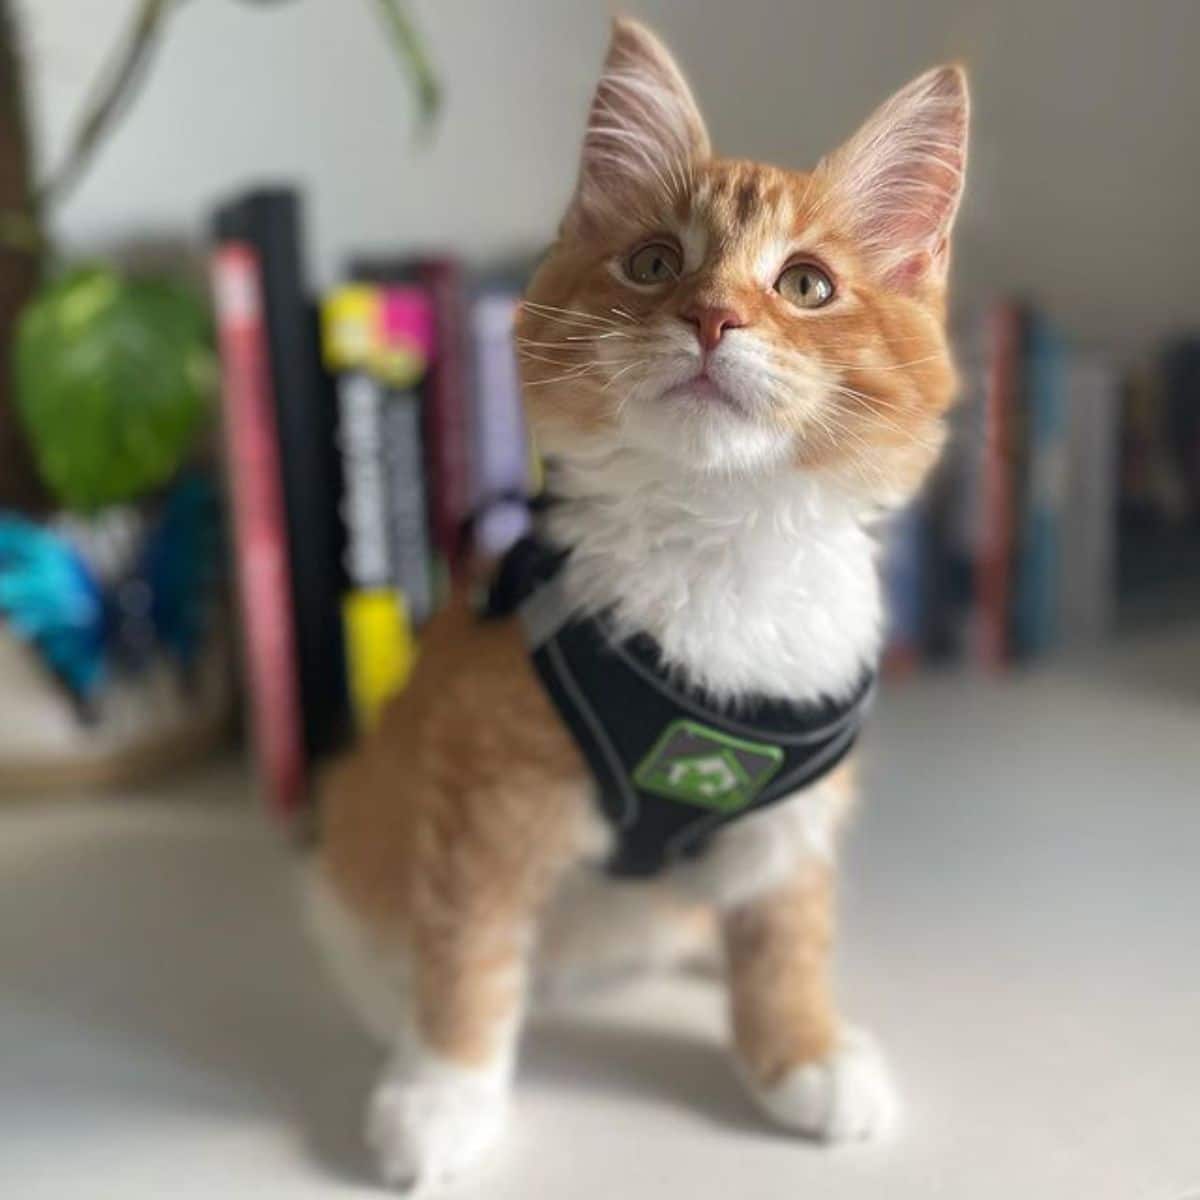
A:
515,553,876,878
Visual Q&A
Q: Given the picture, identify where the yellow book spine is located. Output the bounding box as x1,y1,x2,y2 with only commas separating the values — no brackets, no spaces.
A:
342,589,416,729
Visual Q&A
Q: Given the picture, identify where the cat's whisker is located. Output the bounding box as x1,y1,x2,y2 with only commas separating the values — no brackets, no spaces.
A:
761,354,941,451
784,396,879,458
517,350,601,372
824,401,942,454
817,388,942,450
521,314,621,337
523,351,650,391
520,344,647,376
520,369,600,386
819,384,942,445
520,299,620,320
515,332,629,351
601,358,649,393
815,353,945,372
769,344,931,377
522,364,608,388
515,339,588,352
519,301,622,329
756,361,939,456
757,370,856,440
796,406,894,482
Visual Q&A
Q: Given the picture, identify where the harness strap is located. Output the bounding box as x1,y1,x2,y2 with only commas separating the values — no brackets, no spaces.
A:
518,565,875,878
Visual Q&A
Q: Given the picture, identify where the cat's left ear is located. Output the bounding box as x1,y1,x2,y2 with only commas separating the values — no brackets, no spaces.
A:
565,18,711,236
818,65,970,292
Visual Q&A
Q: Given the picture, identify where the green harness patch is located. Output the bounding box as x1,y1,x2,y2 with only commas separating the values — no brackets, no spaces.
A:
633,719,784,813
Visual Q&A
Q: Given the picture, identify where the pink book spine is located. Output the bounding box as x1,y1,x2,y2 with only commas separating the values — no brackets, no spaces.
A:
418,258,472,578
211,242,307,817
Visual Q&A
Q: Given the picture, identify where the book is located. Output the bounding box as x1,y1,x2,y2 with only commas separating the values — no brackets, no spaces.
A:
417,258,473,585
322,285,417,729
379,287,437,625
880,499,928,675
345,255,474,588
240,189,348,762
1061,356,1119,646
925,336,986,663
469,288,534,558
1012,314,1067,658
209,217,306,817
974,302,1021,669
1162,339,1200,521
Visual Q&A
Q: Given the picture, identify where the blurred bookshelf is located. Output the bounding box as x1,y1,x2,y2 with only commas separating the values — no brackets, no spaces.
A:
208,184,1200,816
210,186,535,816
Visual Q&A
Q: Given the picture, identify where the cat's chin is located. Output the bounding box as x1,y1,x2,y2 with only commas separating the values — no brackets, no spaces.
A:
617,392,790,477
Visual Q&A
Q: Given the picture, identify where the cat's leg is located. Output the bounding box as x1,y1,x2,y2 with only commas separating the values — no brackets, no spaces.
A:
365,895,532,1190
722,862,897,1142
307,853,524,1187
350,791,579,1190
309,597,592,1188
312,781,581,1188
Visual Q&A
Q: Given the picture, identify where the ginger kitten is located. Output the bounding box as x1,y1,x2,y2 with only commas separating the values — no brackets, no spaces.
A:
311,17,969,1189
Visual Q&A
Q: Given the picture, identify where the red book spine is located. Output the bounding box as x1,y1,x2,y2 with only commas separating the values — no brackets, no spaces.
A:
976,303,1018,670
418,258,472,578
211,242,307,816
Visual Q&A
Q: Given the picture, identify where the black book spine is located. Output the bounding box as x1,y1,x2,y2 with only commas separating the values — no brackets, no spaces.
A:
243,188,349,763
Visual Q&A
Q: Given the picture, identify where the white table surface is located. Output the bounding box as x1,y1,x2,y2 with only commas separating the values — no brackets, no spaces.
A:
2,630,1198,1200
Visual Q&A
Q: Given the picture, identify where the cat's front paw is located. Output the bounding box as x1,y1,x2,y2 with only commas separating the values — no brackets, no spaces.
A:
743,1027,898,1143
366,1058,509,1190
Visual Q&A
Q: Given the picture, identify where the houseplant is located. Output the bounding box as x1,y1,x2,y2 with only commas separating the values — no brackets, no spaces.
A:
0,0,439,787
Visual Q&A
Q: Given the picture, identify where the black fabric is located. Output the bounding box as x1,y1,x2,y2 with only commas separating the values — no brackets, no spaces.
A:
493,534,876,879
481,532,565,619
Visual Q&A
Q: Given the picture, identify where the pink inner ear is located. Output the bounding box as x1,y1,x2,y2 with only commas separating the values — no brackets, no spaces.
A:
568,21,710,232
888,250,935,292
827,66,969,290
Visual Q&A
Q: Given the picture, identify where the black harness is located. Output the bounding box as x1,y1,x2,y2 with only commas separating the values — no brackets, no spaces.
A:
484,533,876,879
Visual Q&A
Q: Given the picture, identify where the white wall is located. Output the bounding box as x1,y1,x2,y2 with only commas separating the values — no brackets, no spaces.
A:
22,0,1200,356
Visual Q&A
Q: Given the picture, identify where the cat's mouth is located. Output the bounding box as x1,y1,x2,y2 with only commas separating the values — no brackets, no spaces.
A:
660,371,744,414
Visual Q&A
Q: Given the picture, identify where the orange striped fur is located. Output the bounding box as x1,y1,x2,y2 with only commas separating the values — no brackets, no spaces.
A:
312,16,968,1185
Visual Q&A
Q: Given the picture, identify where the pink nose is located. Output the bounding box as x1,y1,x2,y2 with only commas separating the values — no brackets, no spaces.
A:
680,304,746,353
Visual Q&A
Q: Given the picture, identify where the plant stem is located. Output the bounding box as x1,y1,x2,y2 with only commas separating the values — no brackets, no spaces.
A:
373,0,441,134
36,0,174,212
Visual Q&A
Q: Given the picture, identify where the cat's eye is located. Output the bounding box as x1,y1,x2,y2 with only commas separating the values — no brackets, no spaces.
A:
624,241,683,286
776,262,835,309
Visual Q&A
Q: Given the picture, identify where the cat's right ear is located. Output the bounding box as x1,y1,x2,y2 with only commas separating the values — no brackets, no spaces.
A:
564,18,711,237
815,65,970,293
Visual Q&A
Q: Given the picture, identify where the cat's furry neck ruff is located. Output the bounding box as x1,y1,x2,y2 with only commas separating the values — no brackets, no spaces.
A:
543,442,884,706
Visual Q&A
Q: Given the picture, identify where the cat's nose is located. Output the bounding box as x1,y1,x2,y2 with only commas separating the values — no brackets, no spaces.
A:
680,304,746,353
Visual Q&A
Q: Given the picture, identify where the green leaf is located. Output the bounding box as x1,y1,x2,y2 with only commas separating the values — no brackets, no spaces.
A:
14,265,216,512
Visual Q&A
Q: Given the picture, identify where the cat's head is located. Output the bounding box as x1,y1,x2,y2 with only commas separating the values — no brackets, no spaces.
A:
517,18,969,506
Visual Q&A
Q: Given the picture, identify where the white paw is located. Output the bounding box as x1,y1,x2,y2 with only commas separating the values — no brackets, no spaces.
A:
745,1028,898,1143
366,1058,509,1190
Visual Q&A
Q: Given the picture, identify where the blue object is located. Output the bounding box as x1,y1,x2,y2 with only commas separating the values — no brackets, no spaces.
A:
0,514,107,700
0,477,223,706
140,472,221,671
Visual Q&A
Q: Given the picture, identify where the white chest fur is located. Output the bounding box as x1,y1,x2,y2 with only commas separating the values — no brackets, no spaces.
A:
546,450,885,706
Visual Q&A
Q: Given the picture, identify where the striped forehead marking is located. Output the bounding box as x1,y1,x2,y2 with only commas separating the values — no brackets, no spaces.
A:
682,167,802,281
